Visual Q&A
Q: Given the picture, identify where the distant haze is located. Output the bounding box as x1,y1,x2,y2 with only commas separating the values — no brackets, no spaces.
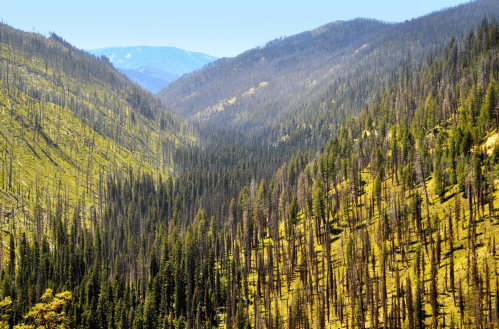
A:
2,0,469,58
87,46,217,93
159,0,499,142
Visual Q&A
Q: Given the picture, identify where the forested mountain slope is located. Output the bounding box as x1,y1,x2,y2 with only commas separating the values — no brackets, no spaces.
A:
0,23,195,243
159,0,499,146
0,16,498,329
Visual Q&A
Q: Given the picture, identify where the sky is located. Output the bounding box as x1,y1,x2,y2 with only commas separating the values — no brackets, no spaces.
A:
2,0,470,58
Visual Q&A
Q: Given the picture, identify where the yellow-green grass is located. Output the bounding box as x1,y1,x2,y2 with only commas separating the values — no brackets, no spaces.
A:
217,149,499,328
0,39,196,244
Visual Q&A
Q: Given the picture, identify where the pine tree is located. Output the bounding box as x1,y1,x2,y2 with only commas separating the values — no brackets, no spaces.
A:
406,278,414,329
481,80,496,129
434,152,445,202
414,279,424,329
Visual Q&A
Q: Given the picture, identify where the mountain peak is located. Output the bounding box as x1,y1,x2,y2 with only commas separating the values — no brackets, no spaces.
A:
86,46,217,93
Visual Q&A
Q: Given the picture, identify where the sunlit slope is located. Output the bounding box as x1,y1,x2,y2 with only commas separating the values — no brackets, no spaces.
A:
0,24,195,232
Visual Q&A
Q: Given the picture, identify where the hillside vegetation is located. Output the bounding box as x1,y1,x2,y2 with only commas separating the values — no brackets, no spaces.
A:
0,23,195,243
0,15,497,329
2,5,499,329
159,0,499,148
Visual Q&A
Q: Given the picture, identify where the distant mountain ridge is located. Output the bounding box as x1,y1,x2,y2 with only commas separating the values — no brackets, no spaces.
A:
158,0,499,145
87,46,217,93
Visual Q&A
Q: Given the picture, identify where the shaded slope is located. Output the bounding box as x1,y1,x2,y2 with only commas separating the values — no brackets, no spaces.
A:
159,0,499,144
120,68,178,93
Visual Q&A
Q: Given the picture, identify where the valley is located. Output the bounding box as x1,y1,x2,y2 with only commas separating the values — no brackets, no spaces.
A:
0,1,499,328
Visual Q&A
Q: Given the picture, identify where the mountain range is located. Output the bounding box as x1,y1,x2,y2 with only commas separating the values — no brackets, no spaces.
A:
87,46,217,93
158,0,499,146
2,1,499,328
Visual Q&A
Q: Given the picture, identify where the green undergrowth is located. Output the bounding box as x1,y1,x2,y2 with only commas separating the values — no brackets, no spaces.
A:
0,27,196,243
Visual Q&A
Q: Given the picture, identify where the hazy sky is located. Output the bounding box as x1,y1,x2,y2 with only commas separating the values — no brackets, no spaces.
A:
3,0,470,58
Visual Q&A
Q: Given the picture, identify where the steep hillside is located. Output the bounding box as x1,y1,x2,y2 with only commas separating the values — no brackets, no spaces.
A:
87,46,217,93
159,18,390,130
0,23,195,239
159,0,499,144
0,16,498,329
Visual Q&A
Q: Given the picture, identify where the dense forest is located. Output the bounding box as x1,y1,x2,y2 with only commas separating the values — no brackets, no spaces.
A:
0,12,498,329
2,3,499,329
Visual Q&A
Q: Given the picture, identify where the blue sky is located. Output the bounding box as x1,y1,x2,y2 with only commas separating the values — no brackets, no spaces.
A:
3,0,469,58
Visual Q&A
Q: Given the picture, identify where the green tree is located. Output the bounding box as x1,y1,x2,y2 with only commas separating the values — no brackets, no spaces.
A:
312,176,325,224
174,261,186,318
15,289,71,329
434,152,445,202
414,279,424,329
481,80,496,127
234,301,247,329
